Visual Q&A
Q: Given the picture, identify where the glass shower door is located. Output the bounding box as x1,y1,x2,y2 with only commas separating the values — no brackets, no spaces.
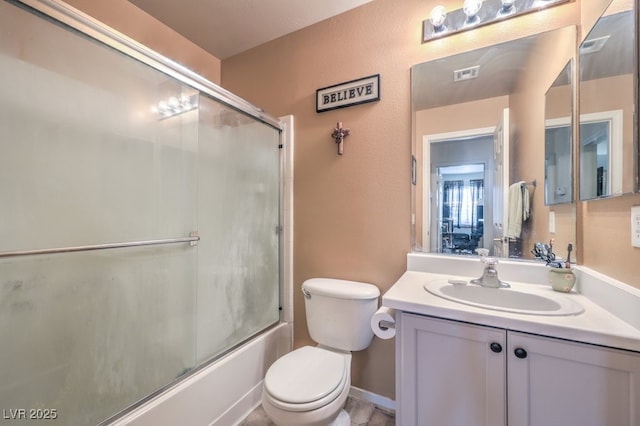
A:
0,1,281,424
0,3,200,421
196,99,281,363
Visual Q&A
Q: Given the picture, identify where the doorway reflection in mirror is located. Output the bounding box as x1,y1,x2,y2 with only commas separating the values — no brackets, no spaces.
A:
437,164,485,255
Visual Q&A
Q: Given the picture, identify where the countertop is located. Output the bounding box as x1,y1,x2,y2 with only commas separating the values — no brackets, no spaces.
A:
383,269,640,353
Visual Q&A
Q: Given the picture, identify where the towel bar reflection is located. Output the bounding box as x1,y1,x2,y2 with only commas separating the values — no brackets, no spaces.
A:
0,232,200,259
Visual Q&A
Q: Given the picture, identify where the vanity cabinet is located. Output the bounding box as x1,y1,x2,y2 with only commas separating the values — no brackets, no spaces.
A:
397,312,640,426
396,313,507,426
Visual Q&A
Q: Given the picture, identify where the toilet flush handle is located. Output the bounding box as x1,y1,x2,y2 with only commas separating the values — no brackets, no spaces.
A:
302,288,311,300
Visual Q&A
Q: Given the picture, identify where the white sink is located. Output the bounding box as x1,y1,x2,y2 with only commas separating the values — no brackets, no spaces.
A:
424,279,584,316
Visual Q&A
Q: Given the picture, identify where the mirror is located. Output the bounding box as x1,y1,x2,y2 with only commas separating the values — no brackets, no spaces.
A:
578,0,637,199
412,26,577,261
544,61,574,205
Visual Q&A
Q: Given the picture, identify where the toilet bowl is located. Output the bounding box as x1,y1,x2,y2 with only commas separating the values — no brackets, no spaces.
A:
261,278,380,426
262,346,351,426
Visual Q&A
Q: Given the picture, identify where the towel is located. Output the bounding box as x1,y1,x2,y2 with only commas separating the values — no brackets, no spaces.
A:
522,183,530,222
506,181,530,239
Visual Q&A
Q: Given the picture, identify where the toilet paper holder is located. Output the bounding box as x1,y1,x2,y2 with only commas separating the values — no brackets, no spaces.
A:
378,320,395,330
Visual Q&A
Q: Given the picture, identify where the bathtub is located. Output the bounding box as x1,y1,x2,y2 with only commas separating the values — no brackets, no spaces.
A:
110,323,293,426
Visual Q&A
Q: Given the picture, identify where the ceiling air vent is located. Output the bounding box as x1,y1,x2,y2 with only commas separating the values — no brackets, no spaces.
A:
580,35,610,55
453,65,480,82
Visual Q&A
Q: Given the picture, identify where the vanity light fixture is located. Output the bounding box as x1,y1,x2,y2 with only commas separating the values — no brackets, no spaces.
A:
423,0,570,42
151,94,198,120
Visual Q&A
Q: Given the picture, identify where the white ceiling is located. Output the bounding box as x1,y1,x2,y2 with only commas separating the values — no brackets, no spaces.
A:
128,0,375,59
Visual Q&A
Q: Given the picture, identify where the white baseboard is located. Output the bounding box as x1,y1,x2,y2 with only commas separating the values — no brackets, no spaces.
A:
349,386,396,413
220,383,396,425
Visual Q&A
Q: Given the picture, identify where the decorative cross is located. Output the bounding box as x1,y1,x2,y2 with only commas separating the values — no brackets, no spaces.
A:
331,122,350,155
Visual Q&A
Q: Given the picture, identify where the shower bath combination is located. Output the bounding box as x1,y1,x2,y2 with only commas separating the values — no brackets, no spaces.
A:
0,0,284,424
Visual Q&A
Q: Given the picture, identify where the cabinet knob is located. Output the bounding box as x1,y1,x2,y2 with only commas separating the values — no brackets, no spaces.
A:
490,342,503,353
514,347,528,359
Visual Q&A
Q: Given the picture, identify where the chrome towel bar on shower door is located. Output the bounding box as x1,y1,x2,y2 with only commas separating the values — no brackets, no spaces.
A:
0,232,200,259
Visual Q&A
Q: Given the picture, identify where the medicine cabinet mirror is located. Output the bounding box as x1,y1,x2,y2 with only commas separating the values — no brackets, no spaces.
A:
544,61,574,205
578,0,637,199
412,26,577,261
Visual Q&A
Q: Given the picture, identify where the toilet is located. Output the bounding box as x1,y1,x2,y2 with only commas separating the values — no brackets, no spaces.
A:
261,278,380,426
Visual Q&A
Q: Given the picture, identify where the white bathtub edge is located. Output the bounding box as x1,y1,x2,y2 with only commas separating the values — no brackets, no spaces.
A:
110,323,292,426
215,381,263,426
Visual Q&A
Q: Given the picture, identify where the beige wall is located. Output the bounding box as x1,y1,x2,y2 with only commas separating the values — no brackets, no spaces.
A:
582,195,640,285
63,0,221,84
222,0,580,399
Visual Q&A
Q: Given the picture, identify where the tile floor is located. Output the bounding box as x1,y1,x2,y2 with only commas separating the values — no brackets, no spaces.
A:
239,396,395,426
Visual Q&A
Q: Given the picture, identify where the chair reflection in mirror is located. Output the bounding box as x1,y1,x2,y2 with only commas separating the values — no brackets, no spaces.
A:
440,177,484,254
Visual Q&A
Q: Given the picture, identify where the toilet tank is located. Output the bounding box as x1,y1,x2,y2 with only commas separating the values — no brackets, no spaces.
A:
302,278,380,351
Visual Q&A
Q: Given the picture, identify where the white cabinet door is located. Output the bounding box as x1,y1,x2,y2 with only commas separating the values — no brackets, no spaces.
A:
397,313,507,426
507,331,640,426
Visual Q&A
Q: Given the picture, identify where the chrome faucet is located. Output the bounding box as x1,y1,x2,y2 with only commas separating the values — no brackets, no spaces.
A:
470,254,510,288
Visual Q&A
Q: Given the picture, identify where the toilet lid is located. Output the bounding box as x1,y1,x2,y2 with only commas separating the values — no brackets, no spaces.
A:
264,346,347,404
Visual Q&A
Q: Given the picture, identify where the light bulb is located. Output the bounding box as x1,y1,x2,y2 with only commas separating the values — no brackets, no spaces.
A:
463,0,483,25
168,97,180,108
501,0,516,9
498,0,516,17
463,0,482,19
429,5,447,29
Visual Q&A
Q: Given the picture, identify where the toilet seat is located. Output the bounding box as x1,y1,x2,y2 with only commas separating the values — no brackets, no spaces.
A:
263,346,349,412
